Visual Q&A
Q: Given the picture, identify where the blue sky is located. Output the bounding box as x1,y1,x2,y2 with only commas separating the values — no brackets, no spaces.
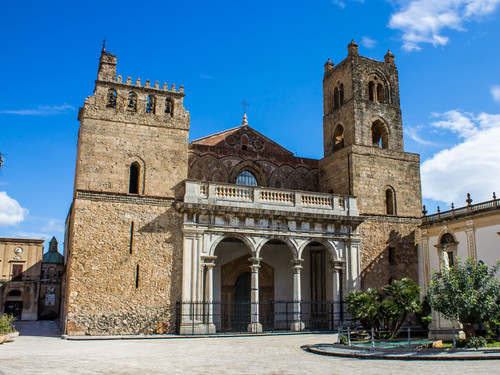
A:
1,0,500,251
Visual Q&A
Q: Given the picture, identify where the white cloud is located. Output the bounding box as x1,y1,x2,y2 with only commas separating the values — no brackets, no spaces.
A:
404,125,437,145
491,85,500,102
200,75,212,80
332,0,364,8
361,36,377,49
41,219,65,233
0,104,75,116
0,192,28,226
421,110,500,204
388,0,500,51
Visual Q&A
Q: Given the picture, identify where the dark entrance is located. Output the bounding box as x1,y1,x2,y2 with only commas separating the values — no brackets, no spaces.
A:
5,300,23,319
233,271,251,331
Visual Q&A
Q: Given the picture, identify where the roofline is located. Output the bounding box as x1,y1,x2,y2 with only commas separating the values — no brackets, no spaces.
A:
0,237,45,244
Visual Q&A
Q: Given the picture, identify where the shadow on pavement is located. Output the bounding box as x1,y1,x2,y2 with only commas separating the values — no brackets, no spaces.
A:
14,320,62,337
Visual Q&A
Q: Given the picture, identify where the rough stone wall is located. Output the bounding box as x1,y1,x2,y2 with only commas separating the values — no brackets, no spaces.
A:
65,197,183,335
359,217,420,290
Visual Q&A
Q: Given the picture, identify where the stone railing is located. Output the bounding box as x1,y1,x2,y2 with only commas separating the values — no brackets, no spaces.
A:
422,197,500,224
184,180,358,216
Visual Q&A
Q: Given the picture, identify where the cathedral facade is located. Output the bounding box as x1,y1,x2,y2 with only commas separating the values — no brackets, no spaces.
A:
62,41,421,336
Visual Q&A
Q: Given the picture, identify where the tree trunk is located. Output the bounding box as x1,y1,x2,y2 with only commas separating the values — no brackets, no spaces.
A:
463,323,476,339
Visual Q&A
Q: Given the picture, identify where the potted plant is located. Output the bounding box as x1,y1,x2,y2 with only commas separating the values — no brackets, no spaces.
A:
5,314,18,342
0,315,7,344
0,314,17,343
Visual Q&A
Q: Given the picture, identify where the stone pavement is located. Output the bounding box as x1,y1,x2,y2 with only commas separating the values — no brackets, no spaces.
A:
0,321,498,375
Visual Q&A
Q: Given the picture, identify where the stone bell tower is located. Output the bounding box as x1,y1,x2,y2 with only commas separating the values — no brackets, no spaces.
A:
319,41,422,289
63,46,190,336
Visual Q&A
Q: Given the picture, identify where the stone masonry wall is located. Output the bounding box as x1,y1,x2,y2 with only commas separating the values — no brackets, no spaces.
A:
65,197,183,335
359,217,420,290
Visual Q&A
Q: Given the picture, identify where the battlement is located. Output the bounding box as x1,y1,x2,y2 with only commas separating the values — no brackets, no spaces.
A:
81,48,190,130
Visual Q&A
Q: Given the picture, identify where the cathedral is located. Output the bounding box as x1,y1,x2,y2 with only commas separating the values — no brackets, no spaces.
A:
62,40,422,336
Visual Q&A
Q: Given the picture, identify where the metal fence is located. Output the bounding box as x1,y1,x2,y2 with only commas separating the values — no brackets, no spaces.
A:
176,300,350,335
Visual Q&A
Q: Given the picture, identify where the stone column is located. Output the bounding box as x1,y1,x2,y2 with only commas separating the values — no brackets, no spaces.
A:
248,257,263,333
329,260,344,326
203,256,217,334
290,259,305,331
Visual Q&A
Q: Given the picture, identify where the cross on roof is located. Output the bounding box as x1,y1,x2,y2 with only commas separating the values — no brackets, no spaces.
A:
241,99,249,115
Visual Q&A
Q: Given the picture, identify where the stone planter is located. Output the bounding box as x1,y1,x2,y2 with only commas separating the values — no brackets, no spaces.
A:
0,334,7,345
7,331,19,342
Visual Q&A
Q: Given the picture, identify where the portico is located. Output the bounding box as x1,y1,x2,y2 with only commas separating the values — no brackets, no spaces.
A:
178,180,363,334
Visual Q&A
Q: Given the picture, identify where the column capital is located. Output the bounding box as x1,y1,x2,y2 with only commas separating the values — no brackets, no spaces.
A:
248,257,262,271
291,258,304,273
329,259,345,271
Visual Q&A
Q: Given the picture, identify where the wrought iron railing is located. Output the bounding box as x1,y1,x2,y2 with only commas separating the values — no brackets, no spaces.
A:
176,300,350,335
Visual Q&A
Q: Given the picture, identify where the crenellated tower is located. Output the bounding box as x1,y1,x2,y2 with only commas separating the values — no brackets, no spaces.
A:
319,41,422,289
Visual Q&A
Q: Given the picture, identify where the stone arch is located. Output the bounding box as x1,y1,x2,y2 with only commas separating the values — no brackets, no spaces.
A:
255,237,298,259
371,119,389,149
209,233,256,256
286,170,302,191
269,169,287,189
188,156,209,181
297,239,338,260
209,161,230,183
333,124,345,152
229,160,267,187
126,155,146,194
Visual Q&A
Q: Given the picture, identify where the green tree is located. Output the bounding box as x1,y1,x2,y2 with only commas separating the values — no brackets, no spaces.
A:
427,257,500,338
345,278,422,338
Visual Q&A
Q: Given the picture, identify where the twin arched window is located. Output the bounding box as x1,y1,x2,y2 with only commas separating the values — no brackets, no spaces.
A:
332,83,344,110
368,80,385,104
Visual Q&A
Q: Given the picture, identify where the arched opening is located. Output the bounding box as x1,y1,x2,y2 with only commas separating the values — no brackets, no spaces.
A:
127,92,137,111
439,233,457,268
377,83,385,104
146,95,156,114
333,124,345,152
385,187,396,215
368,81,375,101
5,290,23,319
371,120,388,149
236,170,258,186
106,89,117,108
333,87,339,108
165,98,174,116
129,162,140,194
339,84,344,105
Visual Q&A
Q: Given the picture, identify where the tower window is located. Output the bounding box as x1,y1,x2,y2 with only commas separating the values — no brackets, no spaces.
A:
385,187,396,215
127,92,137,111
339,83,344,105
333,124,344,152
333,87,339,109
129,221,134,254
135,265,140,288
129,162,140,194
377,83,385,104
165,98,174,116
388,247,396,265
147,96,156,114
236,170,258,186
371,120,388,149
106,89,117,108
368,81,375,101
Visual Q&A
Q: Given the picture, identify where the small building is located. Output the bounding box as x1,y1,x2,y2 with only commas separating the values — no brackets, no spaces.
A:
0,237,44,320
39,237,65,320
419,193,500,336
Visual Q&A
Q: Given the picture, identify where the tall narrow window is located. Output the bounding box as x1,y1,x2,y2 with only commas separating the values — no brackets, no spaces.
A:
388,247,396,265
12,264,23,281
127,92,137,111
339,83,344,105
385,188,395,215
129,221,134,254
371,120,388,149
165,98,174,117
377,83,385,104
146,95,156,114
333,87,339,108
135,265,140,288
107,89,117,108
129,162,140,194
368,81,375,101
333,124,344,152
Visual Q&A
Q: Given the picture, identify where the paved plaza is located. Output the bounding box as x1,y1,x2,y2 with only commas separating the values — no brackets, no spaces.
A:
0,322,498,375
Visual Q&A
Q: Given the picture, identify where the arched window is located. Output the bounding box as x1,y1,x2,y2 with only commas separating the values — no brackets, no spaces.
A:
236,170,258,186
339,83,344,105
129,162,140,194
333,124,344,152
439,233,457,268
106,89,117,108
127,92,137,111
385,187,396,215
377,83,385,104
165,98,174,116
146,96,156,114
371,120,388,149
333,87,339,109
368,81,375,101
